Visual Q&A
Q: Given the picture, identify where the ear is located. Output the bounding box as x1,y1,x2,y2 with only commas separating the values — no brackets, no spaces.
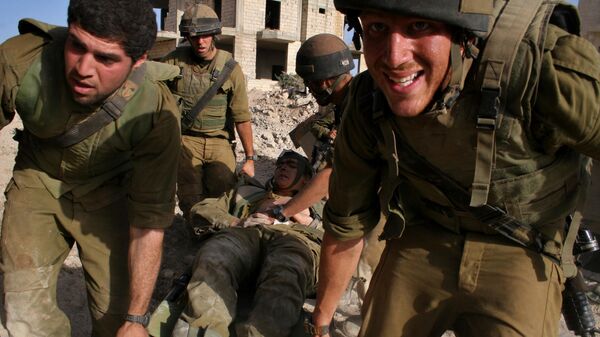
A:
132,53,148,69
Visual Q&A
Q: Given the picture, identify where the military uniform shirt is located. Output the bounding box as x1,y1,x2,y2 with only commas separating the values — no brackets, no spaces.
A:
324,24,600,241
0,21,181,229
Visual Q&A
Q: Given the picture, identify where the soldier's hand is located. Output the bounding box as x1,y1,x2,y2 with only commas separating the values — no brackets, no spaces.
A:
240,160,255,177
115,321,148,337
241,213,273,227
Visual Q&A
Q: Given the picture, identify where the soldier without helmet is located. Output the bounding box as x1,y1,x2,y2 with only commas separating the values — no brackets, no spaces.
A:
0,0,181,336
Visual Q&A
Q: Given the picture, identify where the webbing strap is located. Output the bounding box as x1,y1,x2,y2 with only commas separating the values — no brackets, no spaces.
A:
470,0,543,206
181,58,237,130
49,63,146,148
561,159,592,278
389,120,553,258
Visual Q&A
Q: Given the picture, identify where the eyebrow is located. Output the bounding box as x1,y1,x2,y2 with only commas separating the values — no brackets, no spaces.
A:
68,32,122,61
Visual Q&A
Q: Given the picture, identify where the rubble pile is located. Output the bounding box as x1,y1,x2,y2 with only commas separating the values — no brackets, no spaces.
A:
244,88,318,160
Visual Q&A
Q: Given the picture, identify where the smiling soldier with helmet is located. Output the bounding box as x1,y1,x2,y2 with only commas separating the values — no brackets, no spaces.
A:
310,1,600,337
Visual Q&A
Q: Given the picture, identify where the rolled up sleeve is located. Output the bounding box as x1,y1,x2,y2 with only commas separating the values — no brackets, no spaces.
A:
323,76,383,240
128,83,181,229
533,24,600,158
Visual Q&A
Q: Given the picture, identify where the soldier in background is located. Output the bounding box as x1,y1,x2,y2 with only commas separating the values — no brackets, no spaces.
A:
282,33,353,221
162,4,256,225
0,0,181,336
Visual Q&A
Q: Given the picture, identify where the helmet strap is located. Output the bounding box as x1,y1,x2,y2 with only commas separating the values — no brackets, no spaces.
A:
312,74,345,105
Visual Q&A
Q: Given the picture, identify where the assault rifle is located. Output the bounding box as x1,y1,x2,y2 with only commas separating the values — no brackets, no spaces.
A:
147,272,192,337
562,228,600,337
311,137,334,172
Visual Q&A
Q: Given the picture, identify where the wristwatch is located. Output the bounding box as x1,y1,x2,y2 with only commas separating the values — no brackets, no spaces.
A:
245,154,258,161
124,313,150,327
271,204,289,222
304,319,330,336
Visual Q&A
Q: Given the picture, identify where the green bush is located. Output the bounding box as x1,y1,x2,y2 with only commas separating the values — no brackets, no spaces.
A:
276,73,305,95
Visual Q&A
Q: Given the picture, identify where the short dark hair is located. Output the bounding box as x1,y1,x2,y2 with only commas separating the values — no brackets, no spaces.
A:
67,0,157,61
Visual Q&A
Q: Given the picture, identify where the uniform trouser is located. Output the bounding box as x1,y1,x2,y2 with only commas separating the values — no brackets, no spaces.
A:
1,180,130,337
360,222,564,337
177,136,236,219
181,227,319,337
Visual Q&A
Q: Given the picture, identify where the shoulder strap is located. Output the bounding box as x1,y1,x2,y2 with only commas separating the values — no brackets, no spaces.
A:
388,119,554,259
470,0,545,207
47,63,147,147
18,18,63,40
181,58,237,130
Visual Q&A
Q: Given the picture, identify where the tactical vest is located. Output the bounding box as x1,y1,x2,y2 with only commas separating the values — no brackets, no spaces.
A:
370,0,588,259
169,48,233,133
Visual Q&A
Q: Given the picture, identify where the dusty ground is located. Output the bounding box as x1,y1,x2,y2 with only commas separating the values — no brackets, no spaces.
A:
0,88,598,337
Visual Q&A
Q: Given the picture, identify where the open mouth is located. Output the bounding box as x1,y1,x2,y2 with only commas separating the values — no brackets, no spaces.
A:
71,78,94,95
386,71,423,88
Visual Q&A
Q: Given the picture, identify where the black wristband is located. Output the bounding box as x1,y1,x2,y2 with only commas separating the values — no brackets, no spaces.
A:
304,319,330,336
271,204,289,222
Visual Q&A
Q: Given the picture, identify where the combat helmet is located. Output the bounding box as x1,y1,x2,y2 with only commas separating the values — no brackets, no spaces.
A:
334,0,492,37
179,4,222,37
296,33,355,82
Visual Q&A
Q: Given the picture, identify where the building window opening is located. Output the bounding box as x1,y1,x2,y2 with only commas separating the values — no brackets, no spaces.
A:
272,65,284,80
215,0,222,20
160,8,168,30
318,7,326,14
266,0,281,30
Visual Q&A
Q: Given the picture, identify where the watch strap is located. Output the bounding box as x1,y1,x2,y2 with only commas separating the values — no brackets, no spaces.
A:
245,154,258,161
271,204,289,222
124,313,150,327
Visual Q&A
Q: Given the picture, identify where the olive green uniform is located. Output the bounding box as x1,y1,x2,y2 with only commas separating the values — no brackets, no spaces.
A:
0,20,180,336
310,104,336,142
324,20,600,337
176,184,322,337
162,48,250,216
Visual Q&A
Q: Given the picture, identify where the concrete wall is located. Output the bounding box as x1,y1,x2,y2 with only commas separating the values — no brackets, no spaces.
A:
235,33,258,79
579,0,600,50
152,0,348,81
301,0,343,40
221,0,237,27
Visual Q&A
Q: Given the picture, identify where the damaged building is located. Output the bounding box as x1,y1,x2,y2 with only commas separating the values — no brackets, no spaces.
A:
148,0,364,88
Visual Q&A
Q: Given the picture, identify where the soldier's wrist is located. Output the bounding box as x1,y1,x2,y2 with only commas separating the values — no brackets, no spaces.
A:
124,312,150,327
271,204,289,222
245,154,258,161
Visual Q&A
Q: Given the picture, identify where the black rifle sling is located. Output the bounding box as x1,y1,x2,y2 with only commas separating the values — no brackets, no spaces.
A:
391,124,550,255
49,63,147,148
181,58,237,130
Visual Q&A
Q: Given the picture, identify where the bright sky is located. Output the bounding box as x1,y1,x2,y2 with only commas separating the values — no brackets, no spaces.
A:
0,0,581,44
